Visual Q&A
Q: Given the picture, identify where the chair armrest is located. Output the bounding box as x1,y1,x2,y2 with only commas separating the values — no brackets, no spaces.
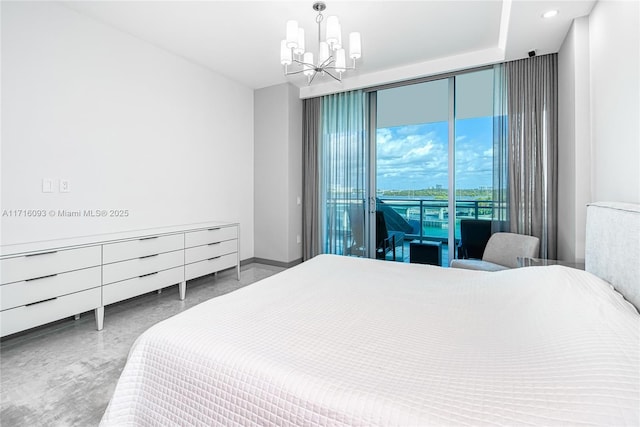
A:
450,259,508,271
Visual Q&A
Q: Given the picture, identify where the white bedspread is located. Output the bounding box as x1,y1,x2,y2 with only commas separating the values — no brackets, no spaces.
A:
101,255,639,426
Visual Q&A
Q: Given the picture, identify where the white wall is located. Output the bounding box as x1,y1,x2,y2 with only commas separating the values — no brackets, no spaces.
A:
287,85,303,261
557,0,639,261
254,84,302,264
558,17,591,262
254,84,288,262
589,0,640,203
0,2,255,259
254,83,302,264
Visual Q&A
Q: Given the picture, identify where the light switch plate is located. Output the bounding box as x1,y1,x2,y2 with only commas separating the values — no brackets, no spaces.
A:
60,179,70,193
42,179,54,193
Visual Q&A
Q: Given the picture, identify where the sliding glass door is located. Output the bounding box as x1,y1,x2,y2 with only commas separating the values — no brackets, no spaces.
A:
318,69,496,264
454,69,495,258
373,78,452,264
367,68,494,266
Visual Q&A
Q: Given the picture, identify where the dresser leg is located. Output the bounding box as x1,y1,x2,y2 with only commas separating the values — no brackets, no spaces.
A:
179,281,186,300
95,306,104,331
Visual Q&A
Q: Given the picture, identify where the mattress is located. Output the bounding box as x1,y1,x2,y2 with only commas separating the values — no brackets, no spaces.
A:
101,254,640,426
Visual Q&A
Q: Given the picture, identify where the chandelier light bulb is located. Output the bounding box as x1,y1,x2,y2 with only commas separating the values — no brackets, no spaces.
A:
280,40,292,65
334,31,342,51
319,42,330,66
326,16,341,48
294,28,305,56
349,32,361,59
335,48,346,72
303,52,315,76
286,20,299,48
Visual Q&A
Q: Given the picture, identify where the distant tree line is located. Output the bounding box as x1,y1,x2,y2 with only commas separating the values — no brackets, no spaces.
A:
378,188,493,201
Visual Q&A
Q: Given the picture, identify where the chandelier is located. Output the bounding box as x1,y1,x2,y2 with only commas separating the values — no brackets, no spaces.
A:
280,1,362,85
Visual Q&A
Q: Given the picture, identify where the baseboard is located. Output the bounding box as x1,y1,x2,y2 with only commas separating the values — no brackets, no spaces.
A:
241,257,303,269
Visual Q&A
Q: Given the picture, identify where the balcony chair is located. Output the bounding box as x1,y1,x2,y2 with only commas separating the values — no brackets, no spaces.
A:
346,205,406,261
346,204,367,257
450,232,540,271
457,219,492,259
376,211,405,261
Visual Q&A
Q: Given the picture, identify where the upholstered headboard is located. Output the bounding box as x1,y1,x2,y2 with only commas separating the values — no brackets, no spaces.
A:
585,202,640,310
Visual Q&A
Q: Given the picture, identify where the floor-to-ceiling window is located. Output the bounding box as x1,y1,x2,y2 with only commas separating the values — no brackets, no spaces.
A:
317,61,556,263
369,68,494,265
374,78,452,264
320,91,368,257
453,69,495,258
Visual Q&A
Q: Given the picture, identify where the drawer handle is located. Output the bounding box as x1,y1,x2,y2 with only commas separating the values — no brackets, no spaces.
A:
25,251,58,258
139,254,159,259
139,236,159,241
26,297,57,307
25,274,58,282
207,242,221,246
207,227,221,231
139,272,159,278
208,256,221,261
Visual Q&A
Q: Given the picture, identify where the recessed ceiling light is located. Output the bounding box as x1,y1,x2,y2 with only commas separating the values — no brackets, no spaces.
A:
542,10,559,18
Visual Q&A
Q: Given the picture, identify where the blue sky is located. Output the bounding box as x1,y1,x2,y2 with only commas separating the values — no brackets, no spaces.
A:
376,116,493,190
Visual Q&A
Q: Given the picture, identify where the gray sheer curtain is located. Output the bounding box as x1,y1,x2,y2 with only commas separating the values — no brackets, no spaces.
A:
504,54,558,259
302,97,322,261
492,63,510,233
320,90,367,257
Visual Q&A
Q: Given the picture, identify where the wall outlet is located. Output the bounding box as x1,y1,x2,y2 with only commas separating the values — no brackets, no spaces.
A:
42,179,54,193
296,234,301,244
60,179,70,193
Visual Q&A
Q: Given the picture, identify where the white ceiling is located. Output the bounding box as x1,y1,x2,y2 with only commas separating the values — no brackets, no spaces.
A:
62,0,596,91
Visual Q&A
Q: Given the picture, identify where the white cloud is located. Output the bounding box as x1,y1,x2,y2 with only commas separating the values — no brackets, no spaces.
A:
375,118,493,190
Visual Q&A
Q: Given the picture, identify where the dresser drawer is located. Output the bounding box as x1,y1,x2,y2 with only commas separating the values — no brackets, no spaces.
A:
1,246,101,285
0,266,101,311
0,287,101,337
185,253,237,281
103,234,183,264
185,226,237,248
102,266,184,306
185,240,237,264
103,250,183,285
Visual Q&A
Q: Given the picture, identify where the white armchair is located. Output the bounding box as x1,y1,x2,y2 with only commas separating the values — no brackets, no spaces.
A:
450,232,540,271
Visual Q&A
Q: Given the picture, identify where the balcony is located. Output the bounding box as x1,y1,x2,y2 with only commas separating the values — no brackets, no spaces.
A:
327,197,501,267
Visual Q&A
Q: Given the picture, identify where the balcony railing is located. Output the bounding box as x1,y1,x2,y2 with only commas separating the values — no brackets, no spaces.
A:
324,197,505,257
377,197,501,242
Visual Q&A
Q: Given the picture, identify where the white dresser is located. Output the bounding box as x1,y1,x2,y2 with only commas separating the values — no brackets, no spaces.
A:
0,222,239,337
0,246,102,337
102,233,185,306
185,226,239,283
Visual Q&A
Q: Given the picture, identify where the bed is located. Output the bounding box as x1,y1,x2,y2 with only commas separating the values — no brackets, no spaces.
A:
101,202,640,426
